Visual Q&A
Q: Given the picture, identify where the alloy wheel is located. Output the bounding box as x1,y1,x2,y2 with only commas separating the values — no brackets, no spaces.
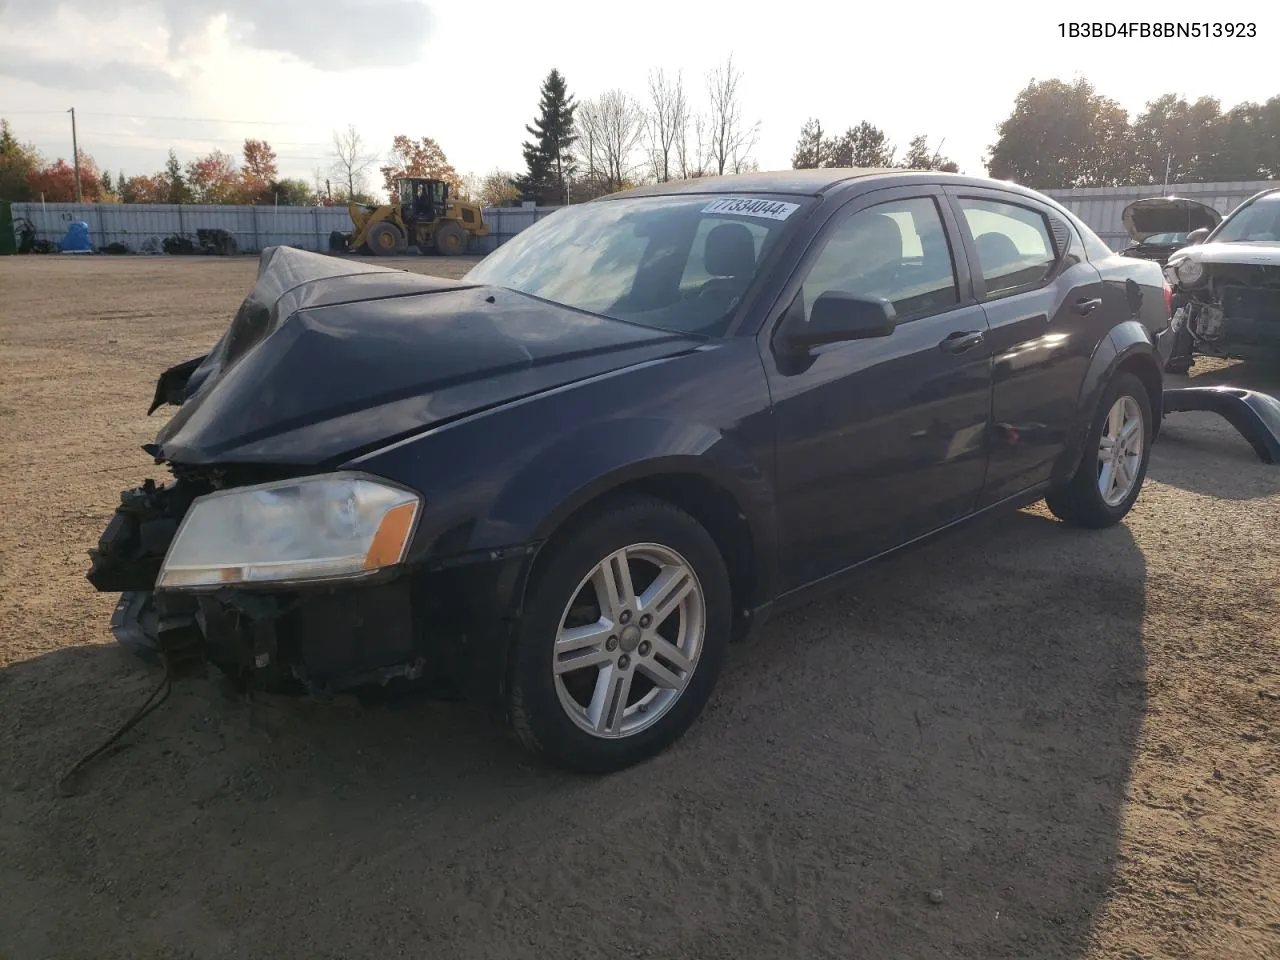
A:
552,543,706,739
1097,395,1144,506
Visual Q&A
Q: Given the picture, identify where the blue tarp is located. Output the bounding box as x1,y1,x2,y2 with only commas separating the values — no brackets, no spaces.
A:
59,221,92,253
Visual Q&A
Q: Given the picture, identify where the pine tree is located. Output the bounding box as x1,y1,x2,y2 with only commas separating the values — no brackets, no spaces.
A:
165,149,191,203
791,118,829,169
519,68,578,204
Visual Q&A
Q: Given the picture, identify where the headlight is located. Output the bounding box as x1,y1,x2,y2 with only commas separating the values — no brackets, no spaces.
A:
157,473,420,591
1175,258,1204,286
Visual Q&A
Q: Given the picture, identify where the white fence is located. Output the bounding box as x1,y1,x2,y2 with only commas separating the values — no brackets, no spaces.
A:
1041,180,1276,250
13,178,1279,258
9,202,565,255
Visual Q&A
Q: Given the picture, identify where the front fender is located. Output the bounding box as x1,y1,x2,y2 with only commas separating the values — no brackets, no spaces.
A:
1053,320,1162,483
486,417,773,549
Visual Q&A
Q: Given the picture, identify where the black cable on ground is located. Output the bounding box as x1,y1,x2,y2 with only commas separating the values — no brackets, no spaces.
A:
55,656,174,798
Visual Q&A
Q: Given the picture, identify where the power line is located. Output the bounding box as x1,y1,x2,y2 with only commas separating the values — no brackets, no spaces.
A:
71,130,335,149
3,107,334,127
78,110,323,126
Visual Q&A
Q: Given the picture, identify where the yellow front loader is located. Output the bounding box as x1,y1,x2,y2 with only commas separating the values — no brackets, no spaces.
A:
344,177,489,257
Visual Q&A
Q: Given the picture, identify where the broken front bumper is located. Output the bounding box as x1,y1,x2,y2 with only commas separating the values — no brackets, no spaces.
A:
88,480,536,700
1163,385,1280,464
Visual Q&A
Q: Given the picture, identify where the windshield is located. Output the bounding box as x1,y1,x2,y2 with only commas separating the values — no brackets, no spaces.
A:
463,194,810,336
1213,193,1280,244
1140,232,1187,245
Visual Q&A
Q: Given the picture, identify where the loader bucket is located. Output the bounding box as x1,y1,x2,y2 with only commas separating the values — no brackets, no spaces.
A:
1162,386,1280,464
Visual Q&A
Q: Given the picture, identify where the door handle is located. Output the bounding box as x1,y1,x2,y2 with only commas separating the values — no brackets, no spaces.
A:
1074,297,1103,314
939,330,985,354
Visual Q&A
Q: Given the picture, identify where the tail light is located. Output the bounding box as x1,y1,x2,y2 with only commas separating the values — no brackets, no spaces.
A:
1162,280,1173,316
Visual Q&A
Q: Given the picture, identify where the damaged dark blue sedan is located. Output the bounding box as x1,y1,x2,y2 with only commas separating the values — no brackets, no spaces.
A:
88,168,1181,773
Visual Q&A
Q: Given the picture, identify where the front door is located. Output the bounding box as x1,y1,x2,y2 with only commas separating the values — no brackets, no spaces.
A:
761,187,995,593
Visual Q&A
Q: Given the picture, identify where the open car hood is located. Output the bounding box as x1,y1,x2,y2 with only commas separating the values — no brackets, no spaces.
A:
1122,196,1222,242
149,246,701,466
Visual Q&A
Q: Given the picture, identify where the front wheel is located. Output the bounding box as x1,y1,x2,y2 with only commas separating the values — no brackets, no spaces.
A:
1045,371,1153,528
507,496,732,773
366,221,405,256
434,222,466,256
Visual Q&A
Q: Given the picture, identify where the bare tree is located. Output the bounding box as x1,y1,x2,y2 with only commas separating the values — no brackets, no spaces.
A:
705,54,760,176
576,90,646,194
674,111,710,180
458,171,483,200
643,68,687,182
330,124,378,199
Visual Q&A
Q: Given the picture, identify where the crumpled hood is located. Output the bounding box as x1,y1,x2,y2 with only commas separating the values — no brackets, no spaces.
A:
153,246,700,466
1168,241,1280,268
1122,196,1222,241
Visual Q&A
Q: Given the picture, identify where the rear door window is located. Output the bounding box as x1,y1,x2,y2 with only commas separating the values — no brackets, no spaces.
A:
956,198,1057,297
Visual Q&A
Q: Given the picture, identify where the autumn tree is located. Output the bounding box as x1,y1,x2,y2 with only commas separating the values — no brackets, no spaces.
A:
27,155,107,202
477,170,521,207
791,118,830,169
705,54,759,175
987,78,1133,188
519,68,578,204
242,140,278,182
379,135,462,200
0,118,42,201
120,174,170,204
185,149,242,203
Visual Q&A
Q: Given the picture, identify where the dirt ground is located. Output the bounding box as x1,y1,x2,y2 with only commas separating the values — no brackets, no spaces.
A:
1,253,1278,960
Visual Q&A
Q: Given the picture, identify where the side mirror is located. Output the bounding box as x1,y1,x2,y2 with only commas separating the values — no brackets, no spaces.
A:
786,292,897,349
1185,227,1210,245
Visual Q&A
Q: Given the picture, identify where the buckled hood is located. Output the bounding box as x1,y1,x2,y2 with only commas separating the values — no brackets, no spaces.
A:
149,246,701,466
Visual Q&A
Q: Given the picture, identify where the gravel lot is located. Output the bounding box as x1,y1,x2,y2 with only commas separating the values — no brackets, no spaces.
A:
1,254,1278,960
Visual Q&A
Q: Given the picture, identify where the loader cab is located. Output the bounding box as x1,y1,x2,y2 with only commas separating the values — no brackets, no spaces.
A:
398,178,449,225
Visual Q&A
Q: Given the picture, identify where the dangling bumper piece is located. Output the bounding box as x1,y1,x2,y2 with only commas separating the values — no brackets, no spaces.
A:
1162,386,1280,464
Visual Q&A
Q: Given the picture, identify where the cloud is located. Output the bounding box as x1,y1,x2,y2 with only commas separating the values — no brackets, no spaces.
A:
0,46,178,91
2,0,434,72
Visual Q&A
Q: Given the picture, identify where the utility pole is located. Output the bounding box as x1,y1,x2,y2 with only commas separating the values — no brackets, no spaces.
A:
68,107,83,203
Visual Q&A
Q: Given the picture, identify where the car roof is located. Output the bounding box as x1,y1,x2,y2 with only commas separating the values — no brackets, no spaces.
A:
601,168,906,199
600,168,1053,202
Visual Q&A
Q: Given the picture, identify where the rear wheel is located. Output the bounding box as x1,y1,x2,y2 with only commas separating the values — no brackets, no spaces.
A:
507,496,732,773
1045,371,1153,528
434,222,466,256
366,221,405,256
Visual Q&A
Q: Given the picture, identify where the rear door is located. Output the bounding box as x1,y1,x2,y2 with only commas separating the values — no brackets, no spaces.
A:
760,185,994,593
942,187,1107,505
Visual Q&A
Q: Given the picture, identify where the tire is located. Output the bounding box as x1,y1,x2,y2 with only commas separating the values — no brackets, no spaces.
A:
366,221,404,256
434,222,466,256
507,496,732,773
1045,371,1153,528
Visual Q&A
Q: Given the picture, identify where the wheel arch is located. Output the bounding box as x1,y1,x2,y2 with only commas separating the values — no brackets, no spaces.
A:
1052,321,1164,485
522,461,764,642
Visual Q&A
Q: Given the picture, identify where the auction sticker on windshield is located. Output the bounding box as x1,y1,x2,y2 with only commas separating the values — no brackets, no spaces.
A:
702,197,801,221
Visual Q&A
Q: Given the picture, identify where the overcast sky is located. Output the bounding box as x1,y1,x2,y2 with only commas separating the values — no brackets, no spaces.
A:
1,0,1276,189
